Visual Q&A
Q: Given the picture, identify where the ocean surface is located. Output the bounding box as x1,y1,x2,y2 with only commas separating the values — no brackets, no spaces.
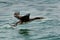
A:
0,0,60,40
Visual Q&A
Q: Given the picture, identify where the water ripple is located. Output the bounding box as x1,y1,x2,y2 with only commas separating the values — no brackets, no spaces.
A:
0,1,13,7
40,19,60,26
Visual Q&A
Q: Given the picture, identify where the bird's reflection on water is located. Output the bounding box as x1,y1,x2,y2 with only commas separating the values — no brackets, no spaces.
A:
18,29,32,40
19,29,31,35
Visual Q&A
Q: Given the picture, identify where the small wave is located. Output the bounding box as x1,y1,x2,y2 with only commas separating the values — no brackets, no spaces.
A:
42,0,59,4
0,20,9,22
0,31,7,33
40,19,60,26
0,1,10,4
0,37,7,39
0,1,13,7
38,35,58,39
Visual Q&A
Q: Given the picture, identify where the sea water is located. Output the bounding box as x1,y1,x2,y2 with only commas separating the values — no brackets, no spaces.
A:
0,0,60,40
